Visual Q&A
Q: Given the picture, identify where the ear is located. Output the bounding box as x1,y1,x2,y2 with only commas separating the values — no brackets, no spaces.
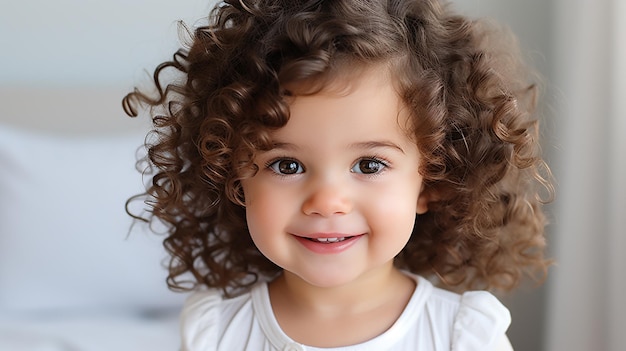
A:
416,185,434,215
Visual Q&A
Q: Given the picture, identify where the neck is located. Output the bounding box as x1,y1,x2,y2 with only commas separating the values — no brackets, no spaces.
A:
269,264,414,318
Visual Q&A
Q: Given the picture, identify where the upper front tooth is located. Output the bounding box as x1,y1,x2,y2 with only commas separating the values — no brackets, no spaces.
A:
315,237,343,243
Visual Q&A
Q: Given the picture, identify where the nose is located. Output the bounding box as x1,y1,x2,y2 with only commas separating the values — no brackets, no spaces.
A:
301,179,353,217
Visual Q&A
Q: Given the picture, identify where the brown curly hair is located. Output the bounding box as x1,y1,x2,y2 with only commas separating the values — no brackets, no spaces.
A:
123,0,554,297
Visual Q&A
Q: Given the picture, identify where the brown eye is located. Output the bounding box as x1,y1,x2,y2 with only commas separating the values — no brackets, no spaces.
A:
352,159,385,174
268,159,304,175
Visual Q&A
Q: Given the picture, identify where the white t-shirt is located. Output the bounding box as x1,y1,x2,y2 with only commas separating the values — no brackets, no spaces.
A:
180,274,511,351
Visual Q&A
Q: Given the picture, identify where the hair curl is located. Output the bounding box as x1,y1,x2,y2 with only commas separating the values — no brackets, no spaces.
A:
123,0,554,296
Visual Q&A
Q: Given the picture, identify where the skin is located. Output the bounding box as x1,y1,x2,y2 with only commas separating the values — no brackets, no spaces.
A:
242,66,429,347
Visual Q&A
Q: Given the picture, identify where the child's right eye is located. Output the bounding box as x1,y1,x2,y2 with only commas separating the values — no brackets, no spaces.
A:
267,159,304,175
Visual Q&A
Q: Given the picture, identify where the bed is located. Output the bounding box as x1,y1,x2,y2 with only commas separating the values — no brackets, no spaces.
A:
0,87,184,351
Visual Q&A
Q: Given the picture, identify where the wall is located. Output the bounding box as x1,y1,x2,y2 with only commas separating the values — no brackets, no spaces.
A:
547,1,626,350
0,0,217,133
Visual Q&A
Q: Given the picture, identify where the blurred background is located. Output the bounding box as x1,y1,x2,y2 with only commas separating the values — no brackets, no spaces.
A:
0,0,624,350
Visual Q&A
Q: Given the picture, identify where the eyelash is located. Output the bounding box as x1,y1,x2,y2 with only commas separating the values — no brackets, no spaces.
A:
264,156,390,176
265,157,305,176
351,156,390,175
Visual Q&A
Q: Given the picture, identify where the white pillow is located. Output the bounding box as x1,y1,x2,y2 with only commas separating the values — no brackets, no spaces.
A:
0,124,185,313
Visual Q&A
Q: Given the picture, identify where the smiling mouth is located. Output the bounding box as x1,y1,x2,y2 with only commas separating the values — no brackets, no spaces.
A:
294,234,363,254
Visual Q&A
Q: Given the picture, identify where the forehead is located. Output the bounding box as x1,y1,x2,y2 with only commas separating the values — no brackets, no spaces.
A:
272,66,414,146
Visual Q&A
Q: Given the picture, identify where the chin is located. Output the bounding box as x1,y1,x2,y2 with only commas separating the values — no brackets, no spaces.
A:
290,267,374,290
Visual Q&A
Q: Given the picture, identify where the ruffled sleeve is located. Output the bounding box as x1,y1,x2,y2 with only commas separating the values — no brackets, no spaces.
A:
179,289,222,351
451,291,512,351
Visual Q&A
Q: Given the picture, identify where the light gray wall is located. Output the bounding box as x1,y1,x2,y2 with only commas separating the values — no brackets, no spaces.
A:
0,0,215,87
0,0,218,133
547,1,625,350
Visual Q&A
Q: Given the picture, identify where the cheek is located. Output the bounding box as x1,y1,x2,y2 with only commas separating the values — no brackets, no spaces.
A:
243,181,287,236
367,177,421,230
243,187,294,267
245,202,278,257
374,200,418,234
245,199,274,235
375,173,421,208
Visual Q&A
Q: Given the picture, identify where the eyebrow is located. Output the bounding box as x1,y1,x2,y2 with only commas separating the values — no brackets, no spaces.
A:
269,140,405,154
349,141,406,154
269,142,300,151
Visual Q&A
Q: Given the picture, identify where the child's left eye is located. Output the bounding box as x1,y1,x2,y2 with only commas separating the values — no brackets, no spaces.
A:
351,158,387,174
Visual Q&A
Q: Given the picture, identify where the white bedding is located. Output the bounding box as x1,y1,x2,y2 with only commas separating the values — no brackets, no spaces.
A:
0,123,185,350
0,310,180,351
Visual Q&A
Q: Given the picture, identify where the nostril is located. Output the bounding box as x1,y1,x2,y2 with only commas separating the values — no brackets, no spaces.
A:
301,195,352,217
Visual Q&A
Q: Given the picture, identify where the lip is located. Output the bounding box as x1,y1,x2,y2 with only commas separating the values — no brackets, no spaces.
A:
292,233,364,254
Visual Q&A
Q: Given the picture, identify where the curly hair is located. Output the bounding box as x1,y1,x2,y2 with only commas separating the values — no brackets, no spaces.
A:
123,0,554,297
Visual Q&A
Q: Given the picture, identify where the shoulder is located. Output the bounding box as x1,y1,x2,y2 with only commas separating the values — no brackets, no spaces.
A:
179,289,223,351
179,288,256,351
450,290,511,351
412,276,512,350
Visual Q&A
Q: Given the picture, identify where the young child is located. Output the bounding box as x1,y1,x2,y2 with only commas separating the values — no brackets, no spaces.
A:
123,0,553,350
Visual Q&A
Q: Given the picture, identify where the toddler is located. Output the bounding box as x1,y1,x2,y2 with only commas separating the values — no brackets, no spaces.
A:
123,0,554,350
